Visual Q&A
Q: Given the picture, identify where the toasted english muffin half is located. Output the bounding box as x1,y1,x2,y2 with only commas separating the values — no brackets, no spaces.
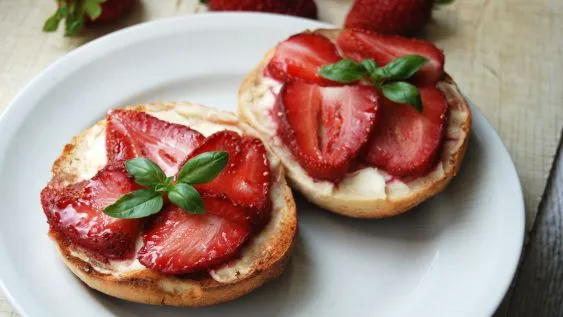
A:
238,28,471,218
47,102,297,307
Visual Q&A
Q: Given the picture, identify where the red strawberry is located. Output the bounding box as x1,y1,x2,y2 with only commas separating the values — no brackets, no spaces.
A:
183,131,271,212
137,204,249,274
363,86,448,176
337,28,445,84
266,33,342,85
206,0,317,19
87,0,136,24
344,0,434,36
275,81,379,180
40,163,141,260
106,109,205,176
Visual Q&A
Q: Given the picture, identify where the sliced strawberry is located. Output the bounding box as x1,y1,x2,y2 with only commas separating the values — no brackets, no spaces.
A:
363,86,448,176
183,131,271,212
337,29,445,84
106,109,205,176
40,163,141,260
137,205,249,274
266,33,342,85
275,81,379,180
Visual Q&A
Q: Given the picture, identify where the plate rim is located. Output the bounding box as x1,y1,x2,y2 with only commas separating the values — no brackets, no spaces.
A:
0,12,525,317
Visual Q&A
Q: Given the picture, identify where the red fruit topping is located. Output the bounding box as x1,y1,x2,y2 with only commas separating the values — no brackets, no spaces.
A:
337,29,445,84
266,33,342,85
206,0,318,19
137,204,250,274
40,163,141,260
275,81,379,180
363,86,448,177
106,109,205,176
183,131,271,211
344,0,433,36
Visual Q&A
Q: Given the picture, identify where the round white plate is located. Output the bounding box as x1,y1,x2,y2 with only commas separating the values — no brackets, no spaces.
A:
0,13,524,317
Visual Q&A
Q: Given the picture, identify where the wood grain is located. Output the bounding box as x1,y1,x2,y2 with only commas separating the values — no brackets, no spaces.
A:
0,0,562,316
495,130,563,316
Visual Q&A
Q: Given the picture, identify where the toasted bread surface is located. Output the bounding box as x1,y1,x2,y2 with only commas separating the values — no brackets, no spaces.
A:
238,28,471,218
46,102,297,307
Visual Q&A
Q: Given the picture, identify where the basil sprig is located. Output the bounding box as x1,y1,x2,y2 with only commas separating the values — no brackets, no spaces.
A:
319,55,428,112
103,152,228,219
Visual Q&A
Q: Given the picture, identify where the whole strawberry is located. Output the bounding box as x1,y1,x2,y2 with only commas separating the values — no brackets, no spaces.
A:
43,0,136,36
204,0,318,19
344,0,453,36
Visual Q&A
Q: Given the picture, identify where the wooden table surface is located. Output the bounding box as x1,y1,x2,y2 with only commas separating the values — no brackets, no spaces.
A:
1,0,562,316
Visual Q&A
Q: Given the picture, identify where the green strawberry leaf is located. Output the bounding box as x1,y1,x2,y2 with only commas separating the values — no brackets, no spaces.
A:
82,0,106,20
103,189,163,219
435,0,454,5
168,183,205,214
177,151,228,185
319,59,367,83
381,81,423,112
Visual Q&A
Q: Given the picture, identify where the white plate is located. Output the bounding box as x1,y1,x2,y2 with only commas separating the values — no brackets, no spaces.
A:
0,13,524,317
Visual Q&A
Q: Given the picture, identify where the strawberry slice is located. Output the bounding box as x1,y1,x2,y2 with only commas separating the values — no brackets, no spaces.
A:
106,109,205,176
266,33,342,85
183,131,271,212
337,29,445,84
363,86,448,177
40,163,141,260
137,204,249,274
275,81,379,180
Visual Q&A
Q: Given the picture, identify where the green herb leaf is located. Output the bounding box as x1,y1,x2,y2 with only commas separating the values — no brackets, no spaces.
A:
361,59,378,74
381,81,423,112
435,0,454,5
168,183,205,214
177,151,228,185
319,59,367,83
125,157,167,186
154,177,174,193
82,0,105,20
103,189,163,219
375,55,429,82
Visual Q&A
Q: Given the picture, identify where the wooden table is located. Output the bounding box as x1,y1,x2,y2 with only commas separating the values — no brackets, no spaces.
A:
1,0,562,316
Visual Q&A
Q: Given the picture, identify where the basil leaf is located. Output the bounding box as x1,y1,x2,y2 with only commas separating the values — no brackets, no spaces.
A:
376,55,429,81
168,183,205,214
177,151,228,185
126,157,167,186
361,59,378,74
319,59,367,83
381,82,423,112
103,189,163,219
154,177,174,193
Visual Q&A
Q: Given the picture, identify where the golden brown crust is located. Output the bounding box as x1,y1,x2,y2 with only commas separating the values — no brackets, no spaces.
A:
46,102,297,306
238,28,472,219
